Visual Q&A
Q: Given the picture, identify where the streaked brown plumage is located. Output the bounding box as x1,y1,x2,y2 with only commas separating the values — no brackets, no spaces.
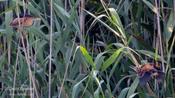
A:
136,63,164,86
10,15,34,27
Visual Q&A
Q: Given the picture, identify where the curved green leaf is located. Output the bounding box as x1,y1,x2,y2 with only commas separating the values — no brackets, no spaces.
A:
101,48,124,71
79,46,95,69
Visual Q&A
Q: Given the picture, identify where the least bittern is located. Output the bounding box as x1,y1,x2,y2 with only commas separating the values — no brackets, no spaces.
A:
10,14,35,28
135,63,164,86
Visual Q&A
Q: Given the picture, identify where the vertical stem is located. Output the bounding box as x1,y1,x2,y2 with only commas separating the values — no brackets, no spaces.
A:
7,41,11,67
22,0,26,15
174,0,175,27
65,0,67,10
79,0,85,44
12,41,20,98
155,0,165,72
48,0,53,97
80,0,85,34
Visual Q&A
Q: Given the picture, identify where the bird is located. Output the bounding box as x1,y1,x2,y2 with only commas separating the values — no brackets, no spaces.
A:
10,14,36,28
137,64,155,76
136,63,164,86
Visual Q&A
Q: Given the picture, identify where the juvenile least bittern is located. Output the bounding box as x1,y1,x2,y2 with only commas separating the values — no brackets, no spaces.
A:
135,63,164,86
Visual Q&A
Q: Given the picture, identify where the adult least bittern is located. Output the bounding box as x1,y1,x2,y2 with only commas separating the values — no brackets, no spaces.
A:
136,63,164,86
